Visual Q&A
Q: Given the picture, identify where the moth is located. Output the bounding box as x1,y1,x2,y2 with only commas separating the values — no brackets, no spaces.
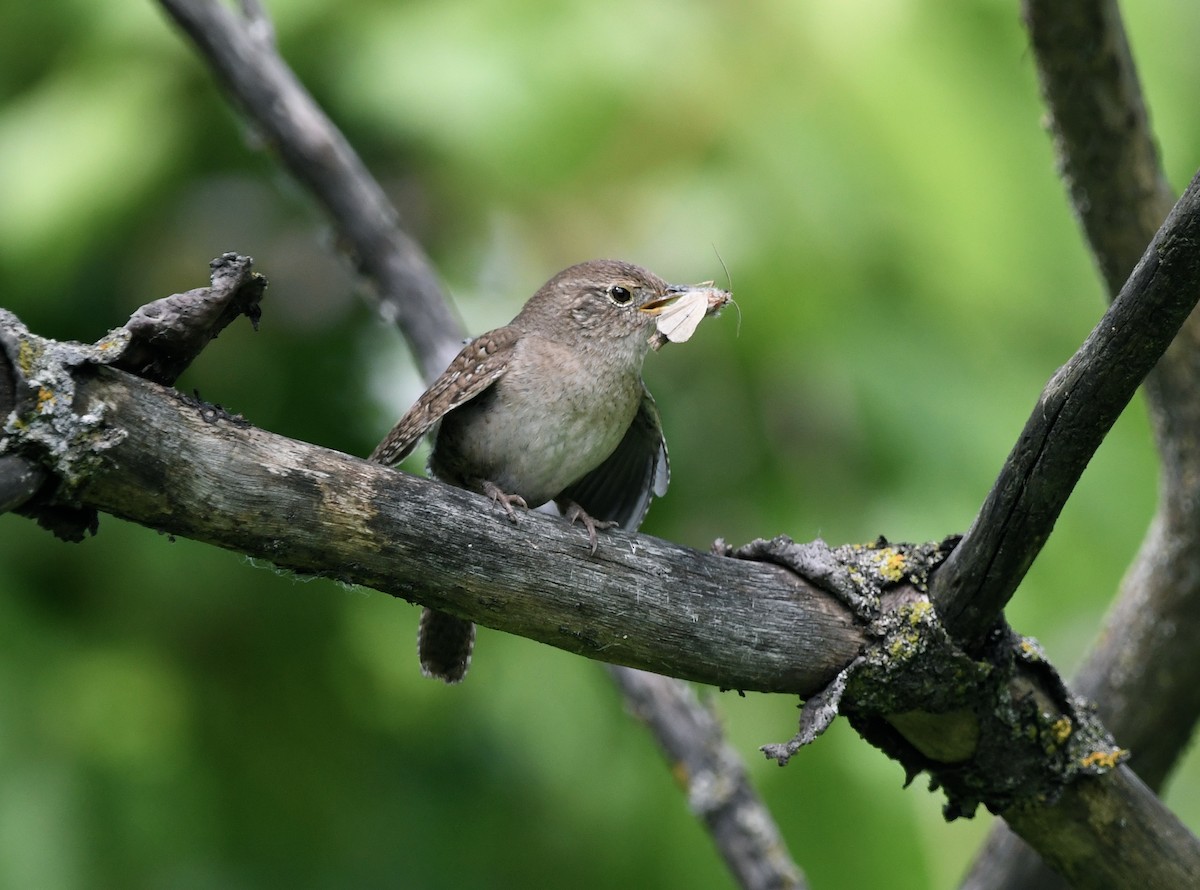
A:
644,283,732,351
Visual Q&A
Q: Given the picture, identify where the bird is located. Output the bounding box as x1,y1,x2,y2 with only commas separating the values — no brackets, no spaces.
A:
370,259,729,683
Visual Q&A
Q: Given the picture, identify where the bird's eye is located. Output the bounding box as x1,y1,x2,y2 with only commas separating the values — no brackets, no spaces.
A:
607,284,633,305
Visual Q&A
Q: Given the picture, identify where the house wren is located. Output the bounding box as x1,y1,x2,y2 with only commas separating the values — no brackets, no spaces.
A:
370,259,730,683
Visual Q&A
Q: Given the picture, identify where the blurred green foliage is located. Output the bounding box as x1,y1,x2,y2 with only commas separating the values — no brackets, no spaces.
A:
2,1,1198,886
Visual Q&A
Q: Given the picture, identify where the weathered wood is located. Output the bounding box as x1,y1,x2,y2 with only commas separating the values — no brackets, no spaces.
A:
61,363,861,695
999,766,1200,890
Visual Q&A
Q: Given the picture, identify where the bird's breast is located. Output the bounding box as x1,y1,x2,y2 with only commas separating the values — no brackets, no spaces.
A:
429,337,644,506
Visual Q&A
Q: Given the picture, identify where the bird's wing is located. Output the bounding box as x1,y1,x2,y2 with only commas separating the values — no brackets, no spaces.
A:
369,327,519,466
558,385,669,531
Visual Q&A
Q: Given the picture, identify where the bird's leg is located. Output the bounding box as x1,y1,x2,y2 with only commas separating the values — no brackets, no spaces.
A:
481,480,528,523
558,500,620,555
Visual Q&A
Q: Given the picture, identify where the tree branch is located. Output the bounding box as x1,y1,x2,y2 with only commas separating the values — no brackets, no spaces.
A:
0,316,860,693
609,666,808,890
997,765,1200,890
963,3,1200,887
0,252,263,539
930,164,1200,642
0,454,44,514
1021,0,1174,298
1021,0,1200,794
155,0,465,379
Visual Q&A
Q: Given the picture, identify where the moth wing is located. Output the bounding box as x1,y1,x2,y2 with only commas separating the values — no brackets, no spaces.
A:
655,290,710,343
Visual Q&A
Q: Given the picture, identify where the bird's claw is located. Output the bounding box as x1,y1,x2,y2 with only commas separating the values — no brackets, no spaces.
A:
562,501,619,555
483,481,528,523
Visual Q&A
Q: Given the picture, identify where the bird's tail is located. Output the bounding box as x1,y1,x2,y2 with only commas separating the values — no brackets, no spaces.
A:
418,609,475,684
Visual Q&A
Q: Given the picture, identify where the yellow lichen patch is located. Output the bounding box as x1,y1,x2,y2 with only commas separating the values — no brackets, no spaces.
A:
1019,640,1042,661
670,759,689,789
36,387,56,412
95,329,129,353
888,631,920,660
18,339,41,374
1049,716,1072,745
1080,749,1126,770
874,548,907,583
905,599,933,626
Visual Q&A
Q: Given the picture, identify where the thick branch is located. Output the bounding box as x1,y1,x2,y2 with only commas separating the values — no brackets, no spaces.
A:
0,253,263,537
21,360,859,694
156,0,464,378
931,166,1200,642
964,4,1200,887
999,765,1200,890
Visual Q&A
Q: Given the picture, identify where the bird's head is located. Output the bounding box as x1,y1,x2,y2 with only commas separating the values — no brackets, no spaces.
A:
517,259,729,358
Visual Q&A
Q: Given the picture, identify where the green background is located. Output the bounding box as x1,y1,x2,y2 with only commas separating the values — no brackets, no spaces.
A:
2,1,1198,886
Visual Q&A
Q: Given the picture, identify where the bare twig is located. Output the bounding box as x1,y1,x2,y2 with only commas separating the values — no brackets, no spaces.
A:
609,667,808,890
156,0,464,379
116,252,264,386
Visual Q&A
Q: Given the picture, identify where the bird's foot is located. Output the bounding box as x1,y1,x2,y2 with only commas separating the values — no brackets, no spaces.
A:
482,481,528,523
560,500,619,555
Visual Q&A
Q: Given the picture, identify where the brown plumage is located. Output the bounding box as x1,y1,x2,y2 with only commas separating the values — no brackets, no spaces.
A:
371,259,728,682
